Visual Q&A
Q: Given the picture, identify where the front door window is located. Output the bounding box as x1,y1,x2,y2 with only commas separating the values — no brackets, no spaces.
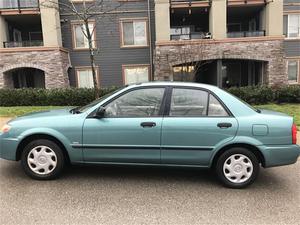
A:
105,88,165,117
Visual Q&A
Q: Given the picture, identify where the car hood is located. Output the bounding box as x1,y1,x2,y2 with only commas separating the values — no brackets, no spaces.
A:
10,108,73,122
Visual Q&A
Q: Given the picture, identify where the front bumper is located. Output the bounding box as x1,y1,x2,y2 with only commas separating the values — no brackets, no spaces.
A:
0,133,19,161
261,144,300,168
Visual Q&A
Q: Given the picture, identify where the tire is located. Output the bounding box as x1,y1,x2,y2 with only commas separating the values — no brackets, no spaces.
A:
215,147,260,189
21,139,65,180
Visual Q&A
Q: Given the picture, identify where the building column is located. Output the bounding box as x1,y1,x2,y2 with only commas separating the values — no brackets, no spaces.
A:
0,16,8,48
265,0,283,36
209,0,227,39
217,59,223,87
155,0,170,42
39,0,62,47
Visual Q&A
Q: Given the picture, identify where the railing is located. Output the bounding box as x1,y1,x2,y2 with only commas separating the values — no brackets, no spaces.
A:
227,30,265,38
0,0,39,10
171,0,206,2
171,32,211,40
3,40,43,48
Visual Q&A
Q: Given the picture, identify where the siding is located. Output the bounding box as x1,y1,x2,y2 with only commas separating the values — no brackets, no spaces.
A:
284,40,300,57
59,0,155,87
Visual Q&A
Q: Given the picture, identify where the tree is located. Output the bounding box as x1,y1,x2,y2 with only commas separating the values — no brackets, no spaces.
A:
41,0,124,98
165,40,213,82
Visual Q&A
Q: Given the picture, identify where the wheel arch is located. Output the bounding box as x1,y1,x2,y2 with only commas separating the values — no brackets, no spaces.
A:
211,143,266,168
16,133,70,164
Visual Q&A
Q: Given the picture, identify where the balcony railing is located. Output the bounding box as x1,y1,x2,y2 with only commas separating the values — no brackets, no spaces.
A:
3,40,43,48
171,0,206,2
227,30,266,38
171,32,211,40
0,0,39,10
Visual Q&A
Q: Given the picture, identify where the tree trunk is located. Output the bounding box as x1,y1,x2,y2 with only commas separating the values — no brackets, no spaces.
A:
85,20,99,99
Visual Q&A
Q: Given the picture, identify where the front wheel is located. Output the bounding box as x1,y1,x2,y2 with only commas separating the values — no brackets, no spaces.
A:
215,147,260,188
21,139,65,180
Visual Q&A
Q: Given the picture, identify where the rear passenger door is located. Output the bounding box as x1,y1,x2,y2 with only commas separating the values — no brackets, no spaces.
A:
161,87,238,166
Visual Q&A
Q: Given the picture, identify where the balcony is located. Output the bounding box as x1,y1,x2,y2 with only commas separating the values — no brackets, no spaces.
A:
227,5,266,38
3,40,43,48
0,0,39,10
170,7,210,41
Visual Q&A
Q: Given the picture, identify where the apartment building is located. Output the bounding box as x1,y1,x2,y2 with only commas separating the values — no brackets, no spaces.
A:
0,0,154,88
0,0,70,88
154,0,299,87
0,0,299,89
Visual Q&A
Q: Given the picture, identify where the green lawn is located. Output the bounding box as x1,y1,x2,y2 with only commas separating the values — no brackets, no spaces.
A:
0,104,299,127
254,104,300,127
0,106,65,117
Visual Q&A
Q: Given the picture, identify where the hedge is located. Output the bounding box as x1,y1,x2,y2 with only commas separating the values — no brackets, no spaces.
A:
227,85,300,105
0,87,119,107
0,85,299,106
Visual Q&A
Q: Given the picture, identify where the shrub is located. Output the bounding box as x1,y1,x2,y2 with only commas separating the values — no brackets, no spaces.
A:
0,87,119,107
0,85,299,107
227,85,300,105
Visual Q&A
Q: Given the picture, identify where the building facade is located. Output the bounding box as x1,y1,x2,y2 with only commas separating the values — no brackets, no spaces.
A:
0,0,299,89
154,0,299,87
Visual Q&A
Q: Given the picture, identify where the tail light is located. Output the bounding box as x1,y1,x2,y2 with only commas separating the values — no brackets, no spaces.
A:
292,124,297,144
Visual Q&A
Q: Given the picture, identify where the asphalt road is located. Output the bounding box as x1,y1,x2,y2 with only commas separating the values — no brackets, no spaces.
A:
0,159,299,225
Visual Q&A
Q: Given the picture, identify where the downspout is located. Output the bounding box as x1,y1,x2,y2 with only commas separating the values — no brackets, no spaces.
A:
147,0,153,81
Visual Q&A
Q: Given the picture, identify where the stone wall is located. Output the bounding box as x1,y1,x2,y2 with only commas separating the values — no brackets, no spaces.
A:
154,38,287,86
0,47,70,89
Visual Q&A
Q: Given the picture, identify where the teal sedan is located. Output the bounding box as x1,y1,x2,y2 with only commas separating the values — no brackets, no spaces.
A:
0,82,299,188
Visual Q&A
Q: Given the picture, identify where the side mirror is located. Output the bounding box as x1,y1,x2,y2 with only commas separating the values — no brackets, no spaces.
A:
95,106,106,118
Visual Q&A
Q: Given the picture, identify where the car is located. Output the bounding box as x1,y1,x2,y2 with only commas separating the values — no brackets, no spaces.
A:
0,82,299,188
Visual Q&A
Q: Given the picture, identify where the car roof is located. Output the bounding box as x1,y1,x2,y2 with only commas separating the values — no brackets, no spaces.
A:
128,82,220,91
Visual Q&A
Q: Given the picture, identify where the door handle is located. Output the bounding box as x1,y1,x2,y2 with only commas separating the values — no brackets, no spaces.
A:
217,123,232,128
141,122,156,128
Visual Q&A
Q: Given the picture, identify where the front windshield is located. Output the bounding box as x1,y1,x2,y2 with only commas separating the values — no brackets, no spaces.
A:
75,87,125,113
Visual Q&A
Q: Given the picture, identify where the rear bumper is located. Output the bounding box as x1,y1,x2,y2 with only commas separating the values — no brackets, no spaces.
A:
0,133,19,161
260,144,300,168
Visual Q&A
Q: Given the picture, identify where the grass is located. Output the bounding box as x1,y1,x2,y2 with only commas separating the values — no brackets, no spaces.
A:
0,106,66,117
254,104,300,127
0,104,299,127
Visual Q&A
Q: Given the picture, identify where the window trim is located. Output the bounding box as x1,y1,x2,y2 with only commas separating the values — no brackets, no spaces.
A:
71,20,97,50
119,18,149,48
287,60,300,84
164,86,234,118
75,66,100,88
122,64,150,85
97,86,168,118
287,14,300,39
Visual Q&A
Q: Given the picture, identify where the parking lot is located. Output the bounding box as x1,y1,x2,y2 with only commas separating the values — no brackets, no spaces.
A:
0,158,299,224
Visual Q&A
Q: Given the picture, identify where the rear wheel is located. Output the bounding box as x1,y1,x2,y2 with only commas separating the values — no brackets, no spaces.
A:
215,147,259,188
21,139,65,180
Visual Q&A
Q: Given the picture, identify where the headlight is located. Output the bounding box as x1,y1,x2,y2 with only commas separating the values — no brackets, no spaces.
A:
1,124,11,133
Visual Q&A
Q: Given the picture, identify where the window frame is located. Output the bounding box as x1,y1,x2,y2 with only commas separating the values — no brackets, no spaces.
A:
164,86,233,118
122,64,150,85
71,20,97,50
75,66,100,88
287,14,300,39
99,86,168,118
287,60,299,84
119,18,149,48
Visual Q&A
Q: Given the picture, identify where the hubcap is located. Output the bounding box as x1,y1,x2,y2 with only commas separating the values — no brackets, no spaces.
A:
27,146,57,175
223,154,253,183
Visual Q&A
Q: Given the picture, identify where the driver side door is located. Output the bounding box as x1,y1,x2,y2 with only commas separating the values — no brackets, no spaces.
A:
82,87,166,164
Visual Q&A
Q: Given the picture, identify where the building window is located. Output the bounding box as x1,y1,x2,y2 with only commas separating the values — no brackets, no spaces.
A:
120,19,148,47
288,61,299,83
287,14,300,38
123,65,150,85
72,21,96,49
76,68,99,88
